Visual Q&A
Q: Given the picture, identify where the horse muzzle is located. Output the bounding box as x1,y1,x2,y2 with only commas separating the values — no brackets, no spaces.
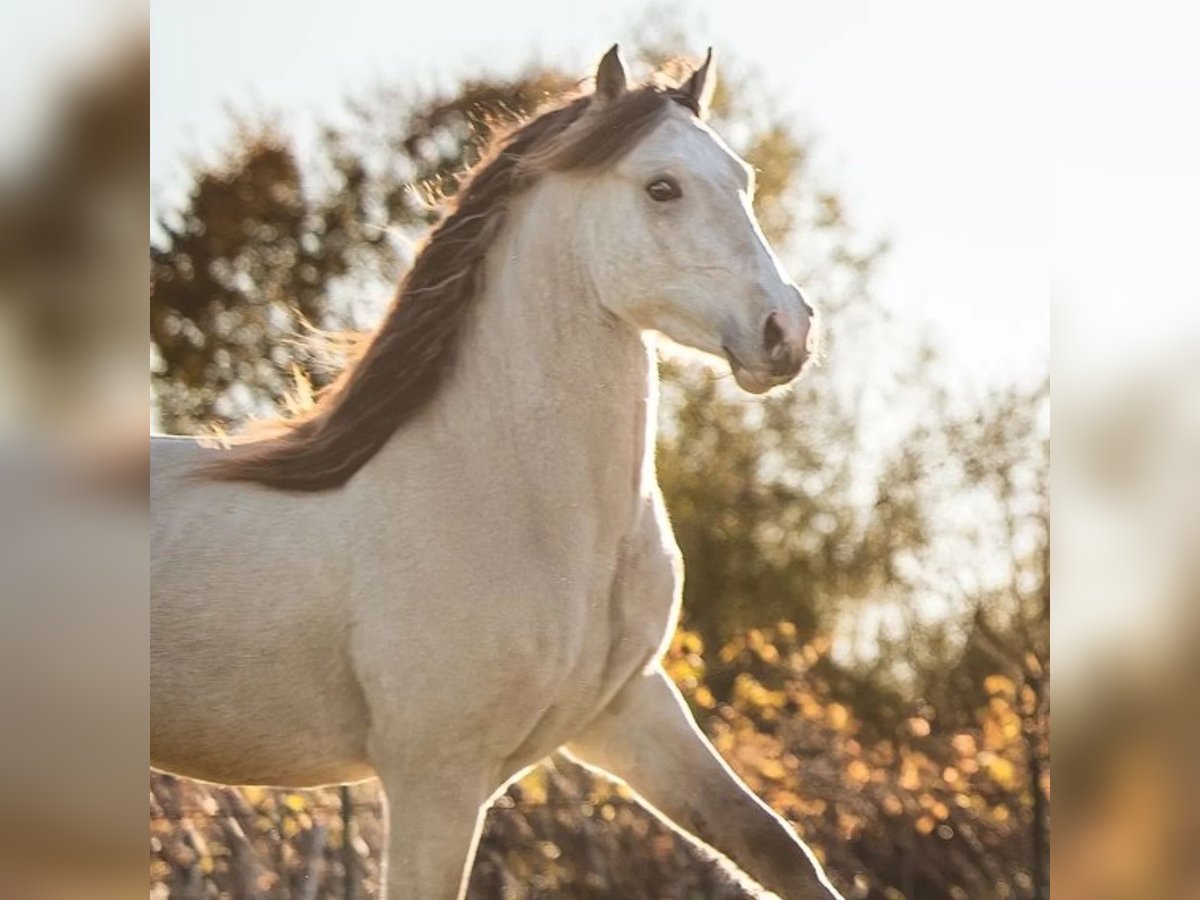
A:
724,294,816,394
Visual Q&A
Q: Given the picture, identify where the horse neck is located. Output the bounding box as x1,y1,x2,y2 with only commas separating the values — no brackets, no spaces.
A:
367,184,658,532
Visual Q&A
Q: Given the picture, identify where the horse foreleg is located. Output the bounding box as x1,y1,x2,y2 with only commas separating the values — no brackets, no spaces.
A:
564,665,845,900
374,763,493,900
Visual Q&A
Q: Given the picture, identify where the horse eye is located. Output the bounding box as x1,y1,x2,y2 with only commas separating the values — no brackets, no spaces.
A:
645,177,682,202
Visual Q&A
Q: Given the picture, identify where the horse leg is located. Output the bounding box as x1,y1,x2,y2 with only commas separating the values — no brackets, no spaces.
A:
374,763,494,900
564,665,845,900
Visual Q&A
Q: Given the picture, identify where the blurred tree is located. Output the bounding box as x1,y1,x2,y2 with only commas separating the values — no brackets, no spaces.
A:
151,131,374,431
151,71,577,433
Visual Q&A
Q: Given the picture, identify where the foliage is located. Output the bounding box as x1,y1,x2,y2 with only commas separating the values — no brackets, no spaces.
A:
665,619,1046,899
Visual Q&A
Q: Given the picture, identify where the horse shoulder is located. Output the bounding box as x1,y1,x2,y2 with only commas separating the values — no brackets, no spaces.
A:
597,491,684,697
498,492,681,768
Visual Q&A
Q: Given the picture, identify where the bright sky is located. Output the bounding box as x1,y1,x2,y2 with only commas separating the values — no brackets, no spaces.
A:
146,0,1200,395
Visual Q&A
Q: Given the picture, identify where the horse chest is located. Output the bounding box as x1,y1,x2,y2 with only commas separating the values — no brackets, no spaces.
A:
500,502,682,771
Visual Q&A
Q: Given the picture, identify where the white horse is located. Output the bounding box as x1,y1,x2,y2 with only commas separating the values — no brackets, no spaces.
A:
151,46,841,900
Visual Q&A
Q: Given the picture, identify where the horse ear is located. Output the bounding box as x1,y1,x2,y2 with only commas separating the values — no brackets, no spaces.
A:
594,44,630,103
681,47,717,116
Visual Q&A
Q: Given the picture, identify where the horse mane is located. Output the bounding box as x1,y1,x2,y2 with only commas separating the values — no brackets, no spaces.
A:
205,78,701,492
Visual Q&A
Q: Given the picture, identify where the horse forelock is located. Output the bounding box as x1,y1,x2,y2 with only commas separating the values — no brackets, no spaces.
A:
204,81,700,492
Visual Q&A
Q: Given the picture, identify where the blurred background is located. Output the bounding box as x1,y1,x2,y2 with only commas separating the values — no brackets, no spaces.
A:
0,0,1195,898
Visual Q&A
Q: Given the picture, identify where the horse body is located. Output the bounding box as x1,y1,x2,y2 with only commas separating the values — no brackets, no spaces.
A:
152,185,682,885
152,47,843,900
151,437,373,786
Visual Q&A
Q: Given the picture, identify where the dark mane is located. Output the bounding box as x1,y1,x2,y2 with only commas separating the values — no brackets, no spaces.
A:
206,81,700,491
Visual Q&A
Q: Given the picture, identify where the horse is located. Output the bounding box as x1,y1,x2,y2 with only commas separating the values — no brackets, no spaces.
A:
151,46,842,900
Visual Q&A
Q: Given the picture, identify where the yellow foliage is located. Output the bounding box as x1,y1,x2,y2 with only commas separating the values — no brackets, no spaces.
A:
846,760,872,786
790,687,824,720
983,674,1017,698
825,702,850,731
952,733,978,756
283,793,306,813
837,810,865,839
899,755,924,791
664,631,707,690
758,758,788,781
982,704,1021,750
1020,684,1038,713
984,755,1018,789
718,637,744,664
733,673,786,710
678,630,704,655
518,769,548,805
802,797,828,817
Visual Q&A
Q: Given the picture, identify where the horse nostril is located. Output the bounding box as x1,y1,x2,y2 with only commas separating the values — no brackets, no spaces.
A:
763,312,786,358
